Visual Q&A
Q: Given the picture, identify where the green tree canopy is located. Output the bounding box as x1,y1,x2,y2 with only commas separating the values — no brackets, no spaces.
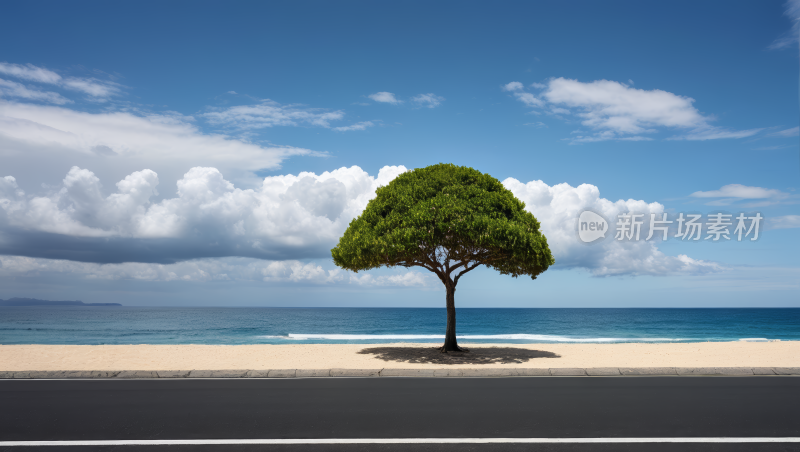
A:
332,163,554,351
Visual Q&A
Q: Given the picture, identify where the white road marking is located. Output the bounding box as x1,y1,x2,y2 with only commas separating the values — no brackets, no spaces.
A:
1,438,799,446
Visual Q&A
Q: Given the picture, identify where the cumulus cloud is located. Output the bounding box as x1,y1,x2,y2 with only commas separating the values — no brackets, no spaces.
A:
1,164,717,278
350,271,431,287
203,100,346,130
333,121,374,132
503,178,721,276
0,255,431,287
411,93,445,108
0,62,122,101
0,165,408,263
368,92,401,104
503,77,762,143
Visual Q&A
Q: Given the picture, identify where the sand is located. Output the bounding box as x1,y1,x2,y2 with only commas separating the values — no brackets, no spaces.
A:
1,342,798,371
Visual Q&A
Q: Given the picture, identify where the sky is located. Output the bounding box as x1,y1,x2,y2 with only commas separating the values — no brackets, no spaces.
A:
0,0,798,307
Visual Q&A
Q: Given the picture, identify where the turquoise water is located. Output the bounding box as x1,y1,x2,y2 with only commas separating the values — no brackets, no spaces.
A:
0,307,798,345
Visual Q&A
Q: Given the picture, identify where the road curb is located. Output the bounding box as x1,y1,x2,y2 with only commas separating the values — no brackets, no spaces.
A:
1,367,798,379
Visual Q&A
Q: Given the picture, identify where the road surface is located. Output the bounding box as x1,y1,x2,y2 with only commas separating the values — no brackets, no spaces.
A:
1,377,798,451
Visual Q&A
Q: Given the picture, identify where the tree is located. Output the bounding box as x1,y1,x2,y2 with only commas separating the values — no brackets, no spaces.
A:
331,163,554,352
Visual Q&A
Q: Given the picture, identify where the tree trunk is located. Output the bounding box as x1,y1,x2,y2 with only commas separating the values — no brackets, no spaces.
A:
441,282,463,352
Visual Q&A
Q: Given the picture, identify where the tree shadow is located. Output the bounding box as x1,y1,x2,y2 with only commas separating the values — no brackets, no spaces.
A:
358,346,560,365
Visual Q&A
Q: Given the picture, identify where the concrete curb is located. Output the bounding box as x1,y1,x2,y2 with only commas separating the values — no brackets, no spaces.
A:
245,370,271,378
622,367,678,376
586,367,621,376
296,369,330,377
1,367,798,379
331,368,381,377
550,368,587,376
381,369,436,377
188,370,247,378
267,369,296,378
116,371,158,379
156,370,190,378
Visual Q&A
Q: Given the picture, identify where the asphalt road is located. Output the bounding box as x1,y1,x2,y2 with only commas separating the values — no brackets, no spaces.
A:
1,377,799,451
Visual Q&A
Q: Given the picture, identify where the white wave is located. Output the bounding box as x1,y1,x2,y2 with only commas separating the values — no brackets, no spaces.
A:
738,338,769,342
256,333,689,342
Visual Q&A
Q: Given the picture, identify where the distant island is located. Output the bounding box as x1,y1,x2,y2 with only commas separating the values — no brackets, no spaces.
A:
0,298,122,307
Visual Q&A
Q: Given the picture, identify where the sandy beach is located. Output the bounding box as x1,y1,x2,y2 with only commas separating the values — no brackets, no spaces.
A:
1,342,798,371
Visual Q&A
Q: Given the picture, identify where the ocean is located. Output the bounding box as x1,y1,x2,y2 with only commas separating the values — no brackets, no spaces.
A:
0,307,798,345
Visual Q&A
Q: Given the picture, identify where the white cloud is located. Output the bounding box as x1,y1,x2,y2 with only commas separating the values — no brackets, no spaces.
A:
673,128,764,141
502,81,524,92
203,100,345,130
0,175,24,198
689,184,792,207
0,62,62,84
767,215,800,229
769,0,800,49
0,164,710,278
333,121,374,132
368,92,401,104
62,77,122,99
690,184,789,200
504,77,762,143
541,78,706,133
0,78,71,104
503,178,721,276
0,100,316,191
770,126,799,137
514,92,544,107
0,62,122,101
0,255,431,287
350,271,431,287
411,93,445,108
0,164,408,262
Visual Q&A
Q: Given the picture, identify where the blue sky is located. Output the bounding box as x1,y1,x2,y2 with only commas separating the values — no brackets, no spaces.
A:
0,0,797,306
